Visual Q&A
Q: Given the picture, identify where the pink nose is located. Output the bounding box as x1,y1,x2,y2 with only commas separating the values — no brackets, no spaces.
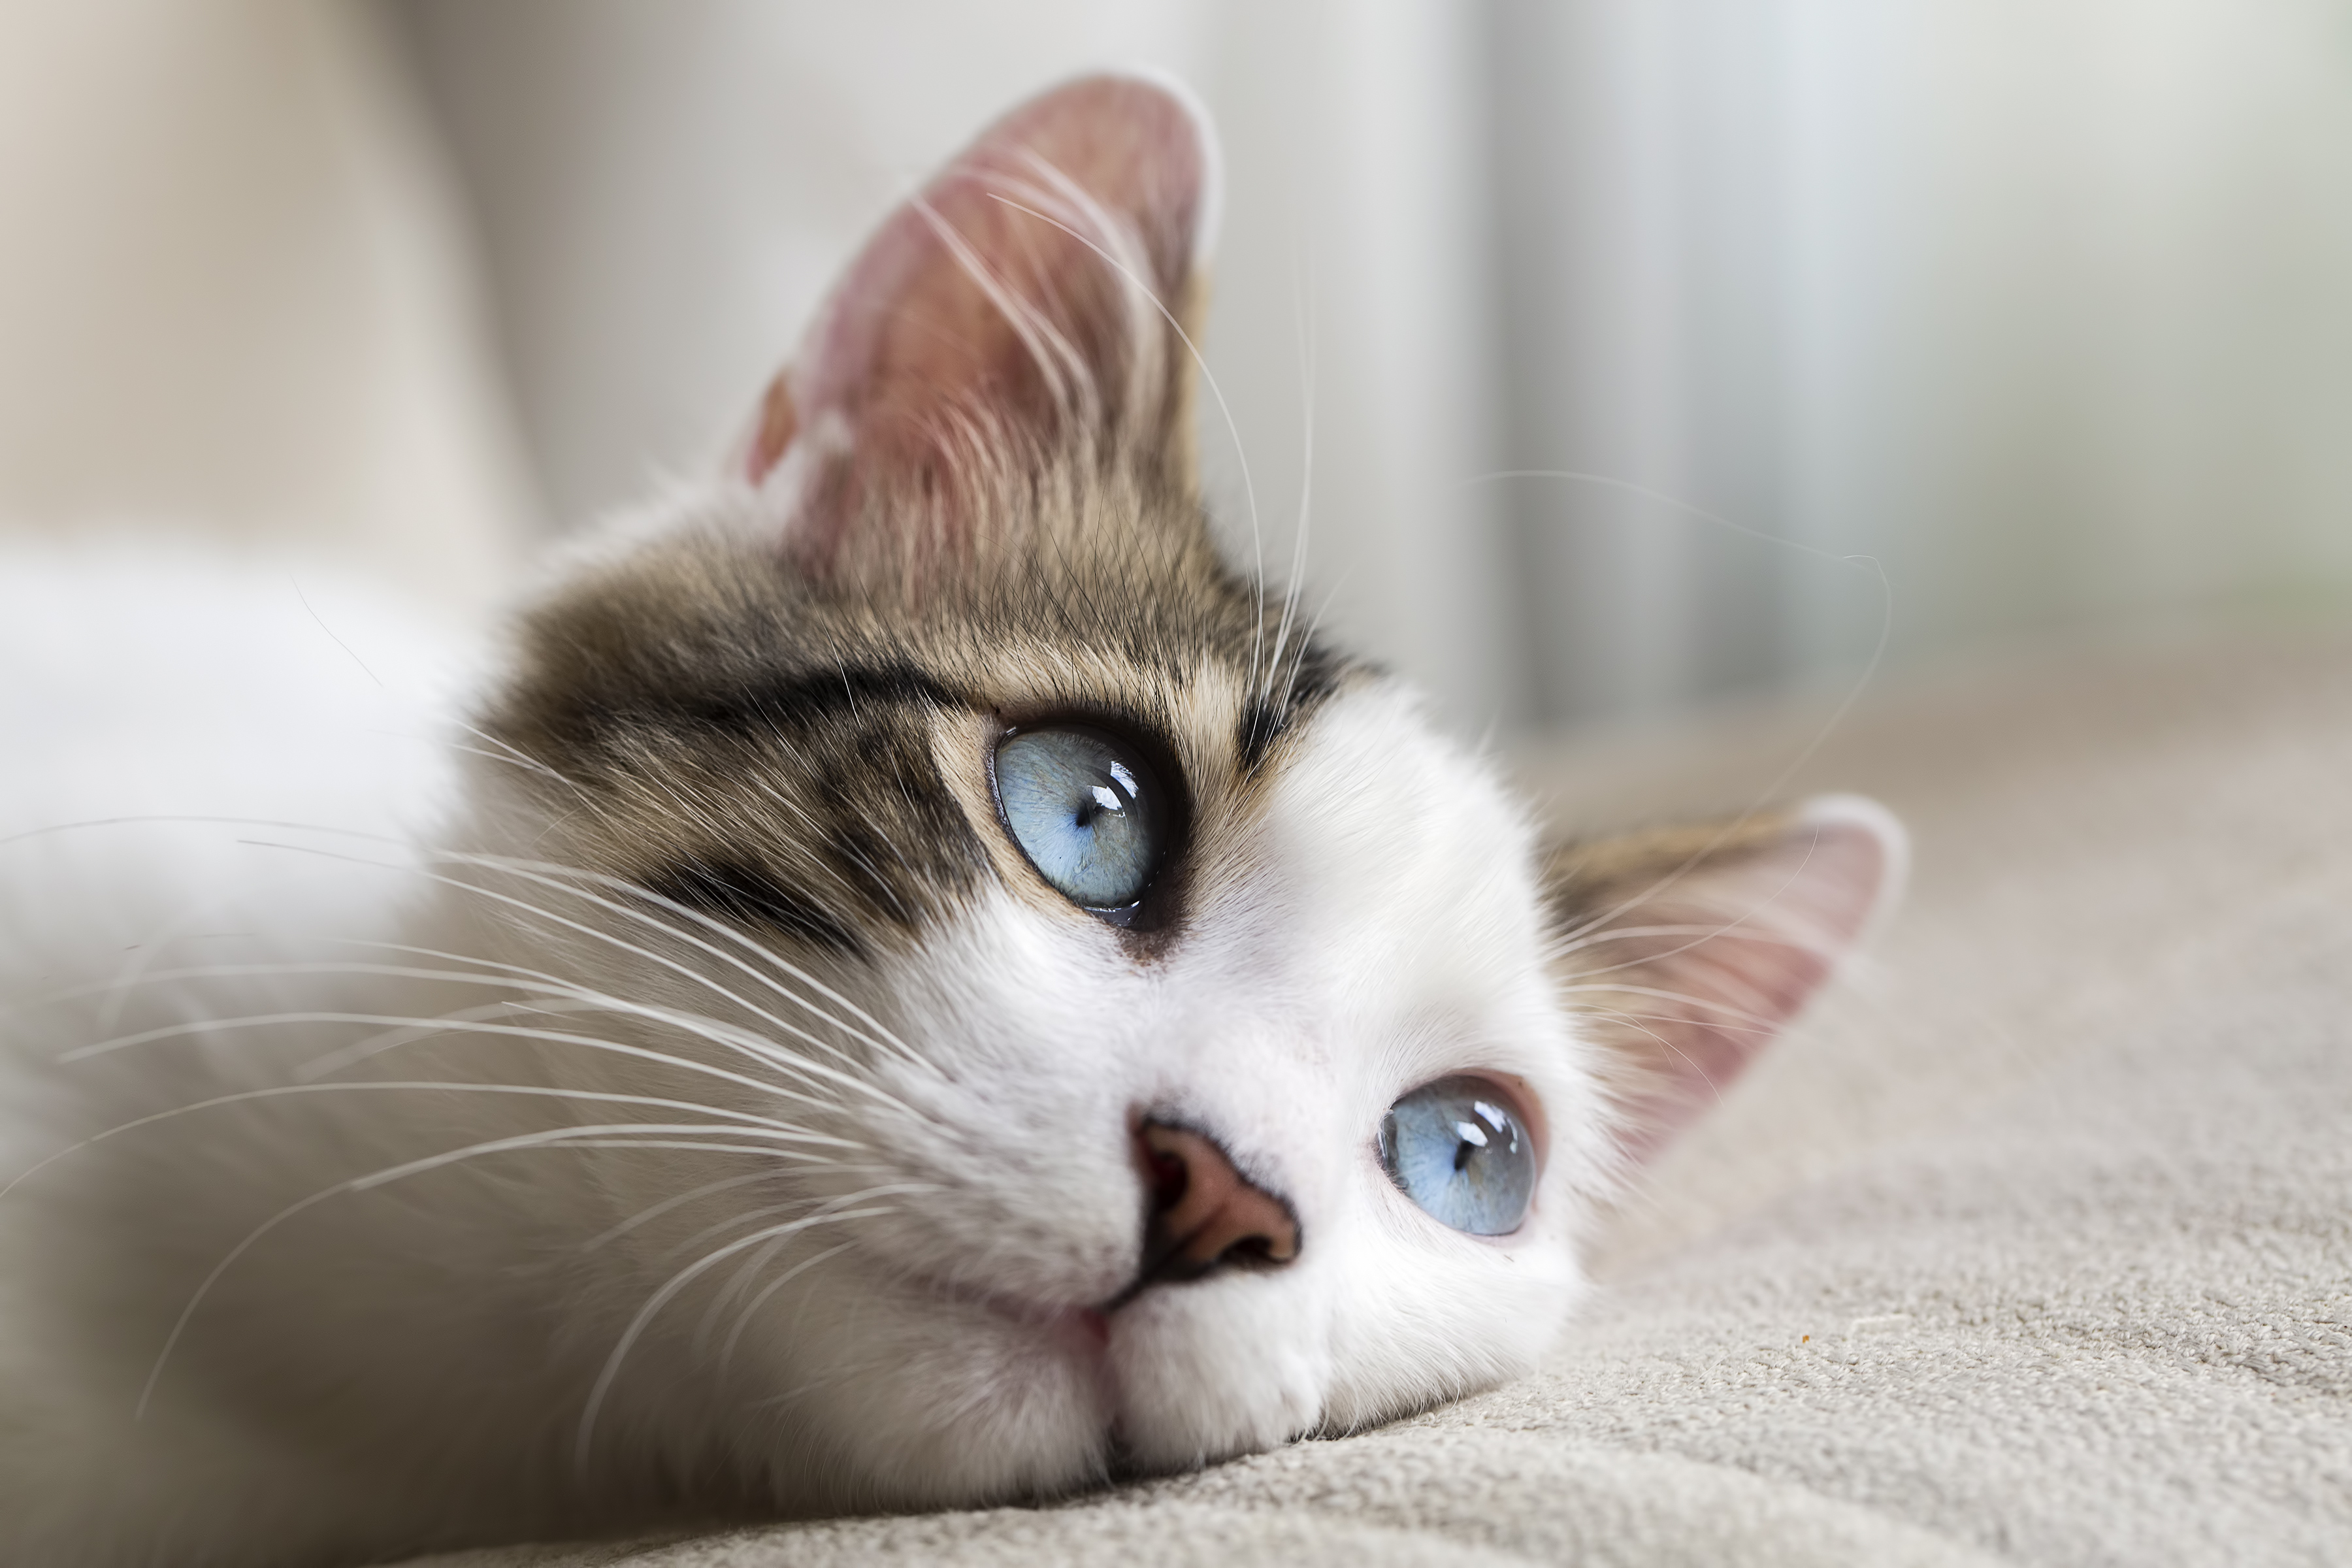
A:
1136,1122,1299,1284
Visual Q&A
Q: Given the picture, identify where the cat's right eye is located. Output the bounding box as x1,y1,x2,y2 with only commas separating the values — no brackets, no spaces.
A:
992,725,1168,920
1377,1077,1537,1236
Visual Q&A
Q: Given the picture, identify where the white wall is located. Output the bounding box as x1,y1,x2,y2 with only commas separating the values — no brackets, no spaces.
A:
0,0,534,609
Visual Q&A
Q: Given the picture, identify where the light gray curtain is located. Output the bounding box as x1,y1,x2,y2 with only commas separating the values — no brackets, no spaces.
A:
1486,0,2352,726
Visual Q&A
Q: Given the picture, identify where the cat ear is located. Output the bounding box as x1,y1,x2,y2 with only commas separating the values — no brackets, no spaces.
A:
739,72,1218,585
1542,795,1906,1162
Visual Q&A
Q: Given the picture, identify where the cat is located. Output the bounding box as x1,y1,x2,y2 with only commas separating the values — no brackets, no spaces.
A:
0,73,1902,1567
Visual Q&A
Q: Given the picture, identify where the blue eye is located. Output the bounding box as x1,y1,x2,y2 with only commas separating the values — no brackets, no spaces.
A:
993,727,1166,915
1378,1078,1537,1236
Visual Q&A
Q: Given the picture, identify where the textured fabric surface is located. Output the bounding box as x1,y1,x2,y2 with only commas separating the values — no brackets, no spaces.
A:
410,630,2352,1567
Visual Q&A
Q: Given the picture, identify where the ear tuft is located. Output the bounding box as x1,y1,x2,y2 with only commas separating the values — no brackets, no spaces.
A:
1543,796,1907,1162
738,73,1218,590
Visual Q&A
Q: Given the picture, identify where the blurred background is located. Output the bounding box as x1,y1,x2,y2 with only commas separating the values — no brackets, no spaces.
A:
5,0,2350,739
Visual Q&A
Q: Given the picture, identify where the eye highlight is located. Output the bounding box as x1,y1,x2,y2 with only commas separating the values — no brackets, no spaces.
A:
992,725,1166,918
1377,1077,1537,1236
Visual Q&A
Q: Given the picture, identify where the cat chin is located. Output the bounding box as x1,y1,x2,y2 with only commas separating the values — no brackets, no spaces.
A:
1104,1273,1330,1471
738,1260,1119,1509
768,1244,1563,1503
723,1249,1337,1505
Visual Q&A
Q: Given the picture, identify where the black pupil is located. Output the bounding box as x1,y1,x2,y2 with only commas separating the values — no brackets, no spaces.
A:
1453,1103,1513,1173
1072,768,1140,836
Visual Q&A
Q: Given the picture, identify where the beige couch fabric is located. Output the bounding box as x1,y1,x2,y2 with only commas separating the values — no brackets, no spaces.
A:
414,632,2352,1568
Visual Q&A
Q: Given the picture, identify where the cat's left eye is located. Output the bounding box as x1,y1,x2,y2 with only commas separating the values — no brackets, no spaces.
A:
1377,1077,1537,1236
992,725,1167,920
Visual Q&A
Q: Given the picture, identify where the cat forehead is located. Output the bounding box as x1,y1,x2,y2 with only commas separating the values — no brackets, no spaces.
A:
502,475,1341,720
475,483,1369,948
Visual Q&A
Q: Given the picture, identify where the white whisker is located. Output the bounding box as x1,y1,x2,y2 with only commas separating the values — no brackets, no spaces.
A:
1264,261,1318,704
238,840,934,1105
719,1239,858,1369
1553,981,1782,1031
429,846,934,1078
447,720,578,789
56,1009,866,1123
581,1169,783,1253
574,1188,929,1471
911,193,1088,428
12,959,521,1018
1279,574,1348,715
1550,826,1844,983
2,1081,851,1206
135,1119,857,1418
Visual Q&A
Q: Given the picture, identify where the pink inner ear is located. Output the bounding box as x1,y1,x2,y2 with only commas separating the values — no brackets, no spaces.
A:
741,74,1213,582
1609,797,1904,1162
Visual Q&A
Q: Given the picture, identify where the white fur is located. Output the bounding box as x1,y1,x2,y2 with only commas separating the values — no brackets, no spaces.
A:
0,525,1612,1565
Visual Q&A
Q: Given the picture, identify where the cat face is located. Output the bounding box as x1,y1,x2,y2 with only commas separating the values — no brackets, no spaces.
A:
455,74,1897,1511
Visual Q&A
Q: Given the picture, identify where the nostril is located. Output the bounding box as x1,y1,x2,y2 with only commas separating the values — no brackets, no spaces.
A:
1133,1122,1299,1288
1147,1145,1188,1210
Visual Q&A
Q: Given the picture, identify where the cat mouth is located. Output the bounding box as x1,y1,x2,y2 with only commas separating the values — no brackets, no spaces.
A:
909,1271,1113,1354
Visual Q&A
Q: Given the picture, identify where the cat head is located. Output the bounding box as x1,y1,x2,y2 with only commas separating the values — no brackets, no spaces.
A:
459,74,1902,1511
